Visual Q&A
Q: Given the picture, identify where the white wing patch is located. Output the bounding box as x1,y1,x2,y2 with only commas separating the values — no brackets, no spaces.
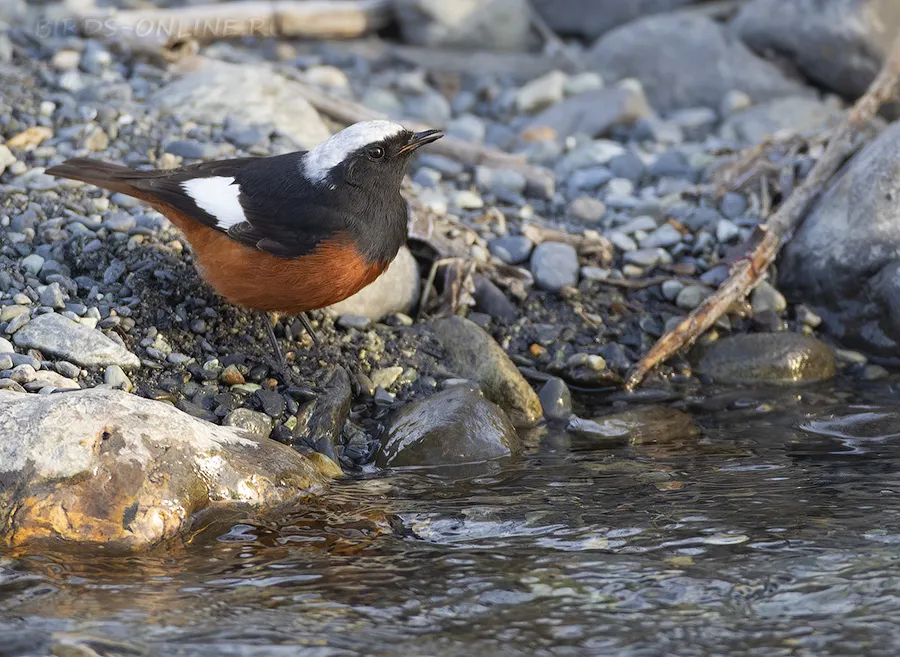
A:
303,120,406,183
181,176,246,229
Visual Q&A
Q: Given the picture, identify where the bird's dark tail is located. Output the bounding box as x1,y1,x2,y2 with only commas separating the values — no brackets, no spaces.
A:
45,158,154,198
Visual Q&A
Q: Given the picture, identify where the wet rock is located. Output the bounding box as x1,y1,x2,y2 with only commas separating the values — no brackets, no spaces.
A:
539,377,572,422
695,333,836,385
720,95,841,143
224,408,274,440
328,245,420,320
530,242,579,292
523,86,652,140
733,0,900,102
394,0,533,51
377,387,517,467
531,0,699,40
13,312,140,369
587,14,807,113
432,316,542,427
568,406,698,445
292,366,352,461
780,122,900,357
150,60,329,149
0,389,340,549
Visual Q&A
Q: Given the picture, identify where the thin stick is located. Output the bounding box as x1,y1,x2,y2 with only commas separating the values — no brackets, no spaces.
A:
624,36,900,391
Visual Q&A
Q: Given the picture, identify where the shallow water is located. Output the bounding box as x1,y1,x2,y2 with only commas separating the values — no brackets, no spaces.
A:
5,380,900,656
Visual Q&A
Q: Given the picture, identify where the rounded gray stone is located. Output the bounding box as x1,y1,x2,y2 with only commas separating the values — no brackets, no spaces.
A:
377,387,517,467
530,242,579,292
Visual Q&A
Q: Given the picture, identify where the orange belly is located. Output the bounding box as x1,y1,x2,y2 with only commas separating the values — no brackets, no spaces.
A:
160,206,384,314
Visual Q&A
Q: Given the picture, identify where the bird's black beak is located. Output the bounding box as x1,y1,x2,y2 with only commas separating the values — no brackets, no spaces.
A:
398,129,443,155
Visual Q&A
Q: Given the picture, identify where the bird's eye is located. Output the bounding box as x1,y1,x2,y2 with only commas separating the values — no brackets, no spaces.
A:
367,146,385,160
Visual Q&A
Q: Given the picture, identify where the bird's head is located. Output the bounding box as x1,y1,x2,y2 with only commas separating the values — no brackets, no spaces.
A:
302,120,443,193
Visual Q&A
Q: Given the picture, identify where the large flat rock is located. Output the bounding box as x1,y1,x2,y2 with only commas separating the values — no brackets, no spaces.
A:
0,389,340,549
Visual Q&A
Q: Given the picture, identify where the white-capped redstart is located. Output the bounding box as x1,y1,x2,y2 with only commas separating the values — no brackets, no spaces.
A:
46,120,444,364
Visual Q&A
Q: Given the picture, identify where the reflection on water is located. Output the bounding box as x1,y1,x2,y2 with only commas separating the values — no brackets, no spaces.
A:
5,380,900,656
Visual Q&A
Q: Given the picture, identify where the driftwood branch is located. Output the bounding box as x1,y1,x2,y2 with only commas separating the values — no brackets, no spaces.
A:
284,73,556,198
79,0,391,54
624,36,900,391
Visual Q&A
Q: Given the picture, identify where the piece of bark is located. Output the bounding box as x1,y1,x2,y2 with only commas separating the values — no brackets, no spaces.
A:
624,35,900,390
79,0,391,54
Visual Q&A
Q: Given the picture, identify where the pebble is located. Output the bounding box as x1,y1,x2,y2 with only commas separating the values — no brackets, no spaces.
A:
445,114,486,143
104,212,137,232
567,353,607,371
721,90,752,117
488,236,533,265
221,364,245,386
649,150,695,180
371,366,404,389
39,282,66,309
530,242,579,292
719,192,748,219
21,254,45,275
164,140,217,159
475,167,527,195
564,72,604,96
255,389,285,417
55,361,81,379
796,305,823,328
662,280,685,301
413,167,441,188
567,196,607,223
639,224,682,249
716,219,741,243
606,177,634,197
676,285,712,310
452,189,485,210
12,312,140,368
9,364,36,384
337,314,372,330
0,355,13,371
516,70,567,113
608,231,638,252
581,266,611,281
224,408,273,440
750,281,787,315
608,153,645,183
623,248,668,267
539,377,572,422
104,365,133,391
0,338,13,353
569,167,614,191
5,314,30,334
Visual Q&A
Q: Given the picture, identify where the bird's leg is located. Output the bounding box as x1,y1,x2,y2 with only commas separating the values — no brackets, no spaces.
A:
297,312,322,347
263,312,291,380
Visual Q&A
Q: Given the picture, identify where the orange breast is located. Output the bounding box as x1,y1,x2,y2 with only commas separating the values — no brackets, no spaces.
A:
159,207,384,314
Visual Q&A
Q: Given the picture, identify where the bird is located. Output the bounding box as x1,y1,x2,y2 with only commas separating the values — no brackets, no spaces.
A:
46,120,443,368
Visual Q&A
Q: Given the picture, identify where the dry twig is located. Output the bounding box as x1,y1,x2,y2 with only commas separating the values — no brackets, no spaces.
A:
625,36,900,390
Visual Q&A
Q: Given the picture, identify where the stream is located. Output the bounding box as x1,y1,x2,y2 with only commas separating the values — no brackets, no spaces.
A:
4,379,900,656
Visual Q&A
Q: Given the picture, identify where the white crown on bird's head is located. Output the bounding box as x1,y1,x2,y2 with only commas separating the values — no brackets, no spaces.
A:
302,120,410,183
